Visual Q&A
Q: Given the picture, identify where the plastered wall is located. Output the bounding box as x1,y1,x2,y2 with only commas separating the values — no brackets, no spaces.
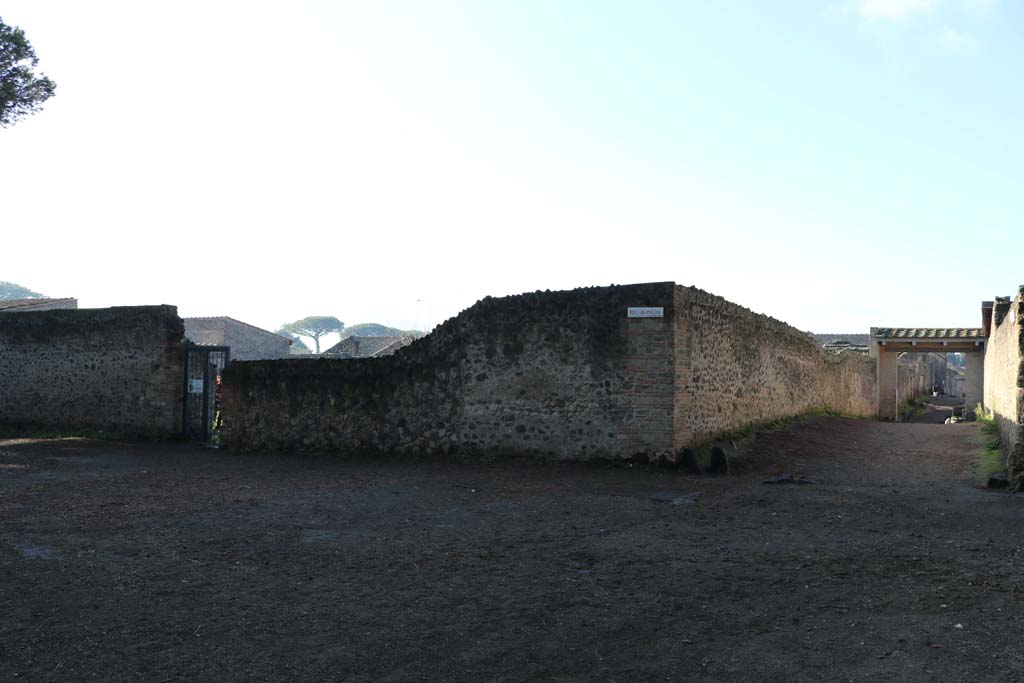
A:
983,288,1024,485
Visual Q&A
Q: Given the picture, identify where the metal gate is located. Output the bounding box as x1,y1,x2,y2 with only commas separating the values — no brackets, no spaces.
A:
183,345,230,441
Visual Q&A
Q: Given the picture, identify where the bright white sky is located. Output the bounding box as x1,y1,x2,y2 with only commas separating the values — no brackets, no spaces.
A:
2,1,1021,347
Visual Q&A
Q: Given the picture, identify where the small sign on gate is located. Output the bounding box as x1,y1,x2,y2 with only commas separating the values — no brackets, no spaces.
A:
627,307,664,318
189,379,204,394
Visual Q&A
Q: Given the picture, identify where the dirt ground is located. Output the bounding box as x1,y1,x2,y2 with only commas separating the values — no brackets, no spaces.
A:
3,417,1022,682
904,395,964,425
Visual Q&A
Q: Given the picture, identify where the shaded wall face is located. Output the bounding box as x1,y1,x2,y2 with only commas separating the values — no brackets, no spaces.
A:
0,306,185,436
983,291,1024,483
221,283,678,459
458,288,676,458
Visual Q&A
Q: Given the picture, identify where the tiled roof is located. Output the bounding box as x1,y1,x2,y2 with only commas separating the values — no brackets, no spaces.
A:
872,328,985,339
184,316,292,343
0,297,77,311
323,335,414,358
368,337,415,357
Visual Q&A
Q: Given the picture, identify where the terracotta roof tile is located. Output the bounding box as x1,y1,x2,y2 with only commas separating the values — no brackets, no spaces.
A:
872,328,985,339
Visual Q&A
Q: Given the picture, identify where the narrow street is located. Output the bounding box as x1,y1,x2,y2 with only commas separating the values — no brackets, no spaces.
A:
906,395,965,424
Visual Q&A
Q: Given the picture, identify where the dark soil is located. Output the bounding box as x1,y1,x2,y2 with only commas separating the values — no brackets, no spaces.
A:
2,417,1022,682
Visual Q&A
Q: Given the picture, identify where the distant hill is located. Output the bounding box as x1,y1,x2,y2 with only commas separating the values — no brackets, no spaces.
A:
342,323,424,338
0,281,45,300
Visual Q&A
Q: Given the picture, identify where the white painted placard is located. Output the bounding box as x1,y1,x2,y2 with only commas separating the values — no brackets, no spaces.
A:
627,307,664,318
189,379,204,394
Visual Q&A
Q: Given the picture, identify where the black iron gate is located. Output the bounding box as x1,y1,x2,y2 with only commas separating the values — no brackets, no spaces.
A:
183,344,230,441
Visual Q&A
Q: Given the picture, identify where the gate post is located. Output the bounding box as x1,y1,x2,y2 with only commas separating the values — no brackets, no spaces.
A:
877,349,898,421
965,350,984,416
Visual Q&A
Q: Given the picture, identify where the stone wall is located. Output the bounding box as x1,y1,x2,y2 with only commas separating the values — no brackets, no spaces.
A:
876,350,949,420
222,282,880,459
672,286,876,445
0,306,184,436
221,283,677,458
898,353,947,403
184,317,291,361
983,288,1024,485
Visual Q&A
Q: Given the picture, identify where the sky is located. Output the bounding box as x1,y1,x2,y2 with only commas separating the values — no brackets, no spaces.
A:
1,0,1021,346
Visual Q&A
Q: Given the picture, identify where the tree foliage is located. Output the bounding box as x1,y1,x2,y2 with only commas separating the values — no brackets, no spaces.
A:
275,327,310,352
0,280,44,300
1,17,56,128
281,316,343,354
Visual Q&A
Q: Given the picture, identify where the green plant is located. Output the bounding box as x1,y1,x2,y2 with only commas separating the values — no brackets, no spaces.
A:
898,398,922,422
975,409,1005,484
686,407,866,449
0,17,56,127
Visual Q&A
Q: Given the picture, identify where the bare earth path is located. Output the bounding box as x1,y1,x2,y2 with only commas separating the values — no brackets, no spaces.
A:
906,395,963,424
2,418,1022,682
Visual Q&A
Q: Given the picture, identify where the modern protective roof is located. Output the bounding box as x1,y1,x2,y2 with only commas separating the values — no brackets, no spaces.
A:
0,297,77,311
871,328,985,340
322,335,415,358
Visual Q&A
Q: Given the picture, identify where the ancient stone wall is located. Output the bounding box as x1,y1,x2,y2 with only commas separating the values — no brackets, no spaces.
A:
821,351,878,417
983,288,1024,484
221,283,678,459
0,306,184,435
672,286,876,445
897,353,947,405
222,282,880,458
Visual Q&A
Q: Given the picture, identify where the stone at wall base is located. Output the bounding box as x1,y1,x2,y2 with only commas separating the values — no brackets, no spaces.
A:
708,446,729,475
678,448,701,475
987,472,1009,489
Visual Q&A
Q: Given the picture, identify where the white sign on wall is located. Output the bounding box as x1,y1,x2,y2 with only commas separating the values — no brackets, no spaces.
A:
627,307,664,318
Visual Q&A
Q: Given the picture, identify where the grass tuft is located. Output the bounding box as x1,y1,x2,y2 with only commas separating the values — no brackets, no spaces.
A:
688,407,866,449
974,406,1006,484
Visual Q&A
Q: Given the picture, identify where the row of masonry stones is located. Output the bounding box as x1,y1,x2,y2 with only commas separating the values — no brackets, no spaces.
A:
0,306,185,436
984,287,1024,486
0,286,944,458
219,283,892,459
